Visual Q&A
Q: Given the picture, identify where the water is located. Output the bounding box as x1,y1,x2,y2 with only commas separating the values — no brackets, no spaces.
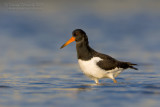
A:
0,62,159,107
0,1,160,107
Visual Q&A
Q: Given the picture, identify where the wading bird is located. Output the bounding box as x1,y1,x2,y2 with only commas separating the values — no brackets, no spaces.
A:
60,29,138,84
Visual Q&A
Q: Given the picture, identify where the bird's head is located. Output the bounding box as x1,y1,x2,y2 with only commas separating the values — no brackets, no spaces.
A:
60,29,88,49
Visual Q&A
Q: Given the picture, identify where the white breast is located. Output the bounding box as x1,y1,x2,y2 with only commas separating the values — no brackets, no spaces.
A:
78,57,123,79
78,57,105,79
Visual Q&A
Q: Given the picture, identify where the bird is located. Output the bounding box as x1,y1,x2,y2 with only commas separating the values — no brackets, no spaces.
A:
60,29,138,84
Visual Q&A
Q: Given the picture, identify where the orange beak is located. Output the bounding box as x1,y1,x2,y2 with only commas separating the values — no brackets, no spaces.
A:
60,36,75,49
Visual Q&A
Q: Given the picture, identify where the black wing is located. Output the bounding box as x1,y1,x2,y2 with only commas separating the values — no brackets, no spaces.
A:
96,54,120,70
94,52,138,70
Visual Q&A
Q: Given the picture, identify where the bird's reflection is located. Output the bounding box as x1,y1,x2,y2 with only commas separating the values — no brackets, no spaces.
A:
0,85,12,88
60,83,116,92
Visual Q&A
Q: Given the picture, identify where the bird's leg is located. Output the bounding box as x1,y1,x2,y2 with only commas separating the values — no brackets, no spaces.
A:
94,79,99,84
112,79,117,83
108,73,117,83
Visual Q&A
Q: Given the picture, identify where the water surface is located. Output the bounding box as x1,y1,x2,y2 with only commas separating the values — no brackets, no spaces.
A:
0,1,160,107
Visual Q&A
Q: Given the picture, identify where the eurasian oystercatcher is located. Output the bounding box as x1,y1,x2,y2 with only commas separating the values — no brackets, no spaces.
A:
60,29,138,84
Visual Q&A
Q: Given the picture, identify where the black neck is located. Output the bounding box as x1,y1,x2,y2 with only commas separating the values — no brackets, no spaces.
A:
76,40,94,60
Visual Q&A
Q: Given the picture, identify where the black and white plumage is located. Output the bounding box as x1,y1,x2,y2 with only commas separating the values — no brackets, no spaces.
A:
60,29,138,84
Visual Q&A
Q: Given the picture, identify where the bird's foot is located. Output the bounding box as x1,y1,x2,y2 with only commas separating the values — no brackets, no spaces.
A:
113,79,117,83
94,79,99,85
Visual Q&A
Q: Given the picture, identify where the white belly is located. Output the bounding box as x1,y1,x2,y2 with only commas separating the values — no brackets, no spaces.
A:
78,57,123,79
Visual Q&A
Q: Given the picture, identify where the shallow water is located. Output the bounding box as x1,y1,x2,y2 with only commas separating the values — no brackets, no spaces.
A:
0,61,160,107
0,1,160,107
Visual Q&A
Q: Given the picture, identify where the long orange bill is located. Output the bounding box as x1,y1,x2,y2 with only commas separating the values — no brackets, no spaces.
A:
60,37,75,49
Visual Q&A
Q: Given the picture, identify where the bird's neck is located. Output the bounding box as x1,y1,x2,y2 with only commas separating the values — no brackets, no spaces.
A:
76,41,94,60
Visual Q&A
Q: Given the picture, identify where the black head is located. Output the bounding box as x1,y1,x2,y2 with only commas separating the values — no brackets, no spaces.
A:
60,29,88,49
72,29,88,43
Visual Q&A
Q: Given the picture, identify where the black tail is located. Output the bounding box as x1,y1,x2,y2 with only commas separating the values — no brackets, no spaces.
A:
126,62,138,70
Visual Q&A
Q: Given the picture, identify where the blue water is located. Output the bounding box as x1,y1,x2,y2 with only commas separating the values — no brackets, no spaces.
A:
0,1,160,107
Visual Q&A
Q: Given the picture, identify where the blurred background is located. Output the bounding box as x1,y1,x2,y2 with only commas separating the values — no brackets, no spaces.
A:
0,0,160,107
